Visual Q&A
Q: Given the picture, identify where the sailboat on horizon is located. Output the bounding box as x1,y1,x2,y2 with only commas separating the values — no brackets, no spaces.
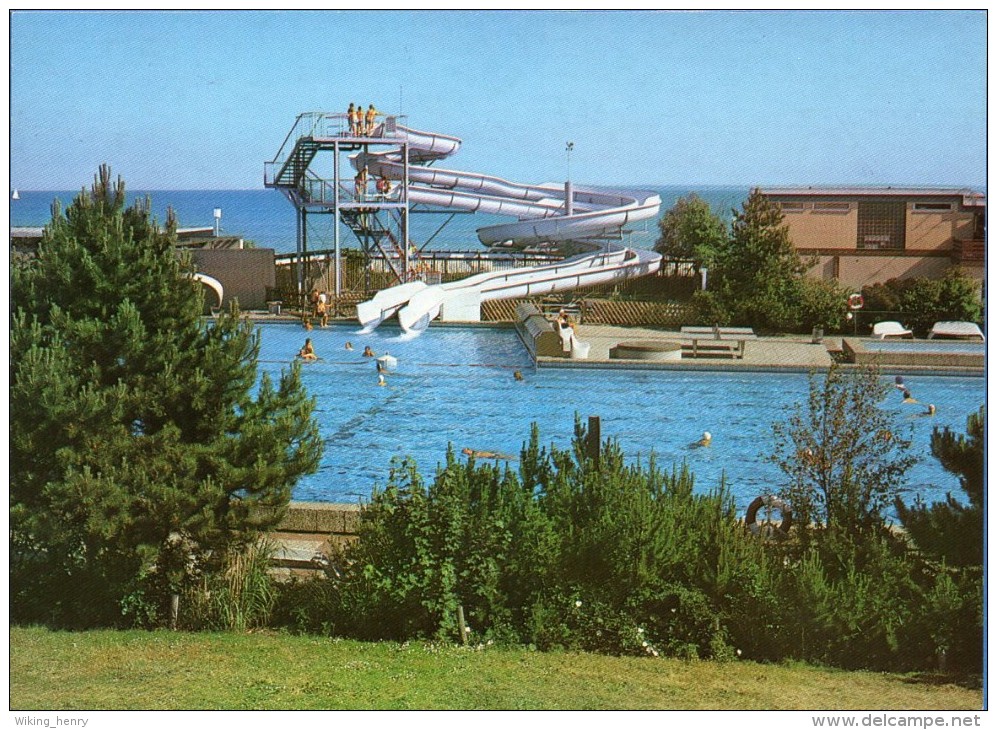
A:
11,189,19,200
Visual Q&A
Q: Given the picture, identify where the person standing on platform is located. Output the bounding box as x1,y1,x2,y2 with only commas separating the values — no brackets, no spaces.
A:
347,103,356,135
350,102,362,136
365,103,378,136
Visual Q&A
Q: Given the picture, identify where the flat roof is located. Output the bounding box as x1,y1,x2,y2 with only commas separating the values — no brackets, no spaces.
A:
760,187,985,206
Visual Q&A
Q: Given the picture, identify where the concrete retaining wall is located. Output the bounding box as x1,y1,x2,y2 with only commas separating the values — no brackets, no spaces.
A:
268,502,360,580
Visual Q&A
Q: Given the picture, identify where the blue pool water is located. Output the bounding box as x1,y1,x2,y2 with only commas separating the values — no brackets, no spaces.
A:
256,323,985,514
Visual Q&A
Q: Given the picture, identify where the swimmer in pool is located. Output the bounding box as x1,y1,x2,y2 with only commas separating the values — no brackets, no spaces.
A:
922,403,936,416
514,370,524,381
895,376,918,403
462,447,496,459
691,431,712,448
377,374,386,386
462,447,517,461
297,338,317,361
363,346,375,357
345,342,354,351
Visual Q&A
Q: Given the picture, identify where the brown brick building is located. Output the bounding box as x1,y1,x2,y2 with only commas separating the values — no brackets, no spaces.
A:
760,187,985,290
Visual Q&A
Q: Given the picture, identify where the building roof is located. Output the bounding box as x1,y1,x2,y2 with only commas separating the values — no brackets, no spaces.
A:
760,187,985,207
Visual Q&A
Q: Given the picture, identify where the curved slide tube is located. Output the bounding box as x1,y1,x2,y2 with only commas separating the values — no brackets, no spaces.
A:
356,124,662,332
193,272,224,309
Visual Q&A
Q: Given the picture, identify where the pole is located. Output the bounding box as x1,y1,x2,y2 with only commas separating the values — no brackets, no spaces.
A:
296,207,304,307
403,140,410,281
334,141,341,300
457,605,468,645
587,415,601,468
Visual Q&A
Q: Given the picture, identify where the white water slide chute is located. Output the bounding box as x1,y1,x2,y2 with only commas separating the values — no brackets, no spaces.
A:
355,124,662,333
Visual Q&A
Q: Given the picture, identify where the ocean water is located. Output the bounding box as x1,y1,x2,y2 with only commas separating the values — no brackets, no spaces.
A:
257,322,985,509
10,186,750,255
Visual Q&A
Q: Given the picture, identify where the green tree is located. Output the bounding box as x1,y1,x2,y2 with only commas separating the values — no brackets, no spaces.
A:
698,189,809,331
10,166,323,627
895,406,984,567
769,364,918,536
653,193,728,273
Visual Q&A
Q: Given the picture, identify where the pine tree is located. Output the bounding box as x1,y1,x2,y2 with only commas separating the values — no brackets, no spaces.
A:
704,189,808,330
895,405,984,567
10,166,323,626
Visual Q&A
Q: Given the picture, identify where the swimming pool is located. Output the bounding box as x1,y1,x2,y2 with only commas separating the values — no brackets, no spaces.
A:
862,341,986,355
257,323,985,513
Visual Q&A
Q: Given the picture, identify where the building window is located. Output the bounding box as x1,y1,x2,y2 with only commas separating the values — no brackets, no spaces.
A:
912,202,953,212
813,201,850,213
779,201,807,212
857,201,906,250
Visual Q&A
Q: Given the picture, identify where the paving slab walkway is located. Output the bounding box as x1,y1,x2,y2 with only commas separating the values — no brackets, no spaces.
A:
541,325,834,372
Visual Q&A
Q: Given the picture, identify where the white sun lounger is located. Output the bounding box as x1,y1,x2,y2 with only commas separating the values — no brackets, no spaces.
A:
872,321,913,339
928,321,985,341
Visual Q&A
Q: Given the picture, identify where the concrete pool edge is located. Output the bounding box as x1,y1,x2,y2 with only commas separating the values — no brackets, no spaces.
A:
535,357,984,377
842,337,985,371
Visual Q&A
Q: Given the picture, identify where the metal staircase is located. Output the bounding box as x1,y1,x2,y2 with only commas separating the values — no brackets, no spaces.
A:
340,208,412,283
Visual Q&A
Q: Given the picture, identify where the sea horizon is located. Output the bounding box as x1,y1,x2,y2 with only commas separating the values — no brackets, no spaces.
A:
11,183,986,256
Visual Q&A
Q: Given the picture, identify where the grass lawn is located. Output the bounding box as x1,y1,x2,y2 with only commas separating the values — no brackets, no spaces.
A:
10,627,982,711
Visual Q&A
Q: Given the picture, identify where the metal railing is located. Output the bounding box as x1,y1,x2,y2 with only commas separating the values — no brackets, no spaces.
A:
265,111,408,188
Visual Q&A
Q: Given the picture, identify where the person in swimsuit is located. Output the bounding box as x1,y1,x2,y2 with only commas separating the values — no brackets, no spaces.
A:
365,103,378,135
298,338,317,361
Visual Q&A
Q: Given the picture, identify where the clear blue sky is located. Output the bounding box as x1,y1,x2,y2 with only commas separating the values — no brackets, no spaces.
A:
10,9,987,190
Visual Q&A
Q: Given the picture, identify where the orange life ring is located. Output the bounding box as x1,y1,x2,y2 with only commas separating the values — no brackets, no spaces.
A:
745,495,793,536
847,293,864,310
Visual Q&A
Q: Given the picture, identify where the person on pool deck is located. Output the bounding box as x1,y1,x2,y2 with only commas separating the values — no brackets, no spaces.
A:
362,345,375,357
298,338,317,361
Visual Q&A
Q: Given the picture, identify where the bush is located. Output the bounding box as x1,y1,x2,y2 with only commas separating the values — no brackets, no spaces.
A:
329,421,776,660
792,277,848,333
861,270,982,337
260,418,982,675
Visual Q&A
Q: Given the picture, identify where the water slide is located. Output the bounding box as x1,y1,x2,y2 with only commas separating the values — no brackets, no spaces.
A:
355,124,662,333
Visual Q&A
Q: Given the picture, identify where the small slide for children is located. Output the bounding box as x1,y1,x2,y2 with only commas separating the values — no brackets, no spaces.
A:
356,124,662,333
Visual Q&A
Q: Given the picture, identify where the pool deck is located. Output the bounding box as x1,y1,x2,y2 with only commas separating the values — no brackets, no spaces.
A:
539,325,835,372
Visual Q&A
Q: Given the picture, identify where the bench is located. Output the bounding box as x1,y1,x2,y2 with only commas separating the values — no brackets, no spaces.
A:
684,335,748,359
679,325,755,359
681,325,757,339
